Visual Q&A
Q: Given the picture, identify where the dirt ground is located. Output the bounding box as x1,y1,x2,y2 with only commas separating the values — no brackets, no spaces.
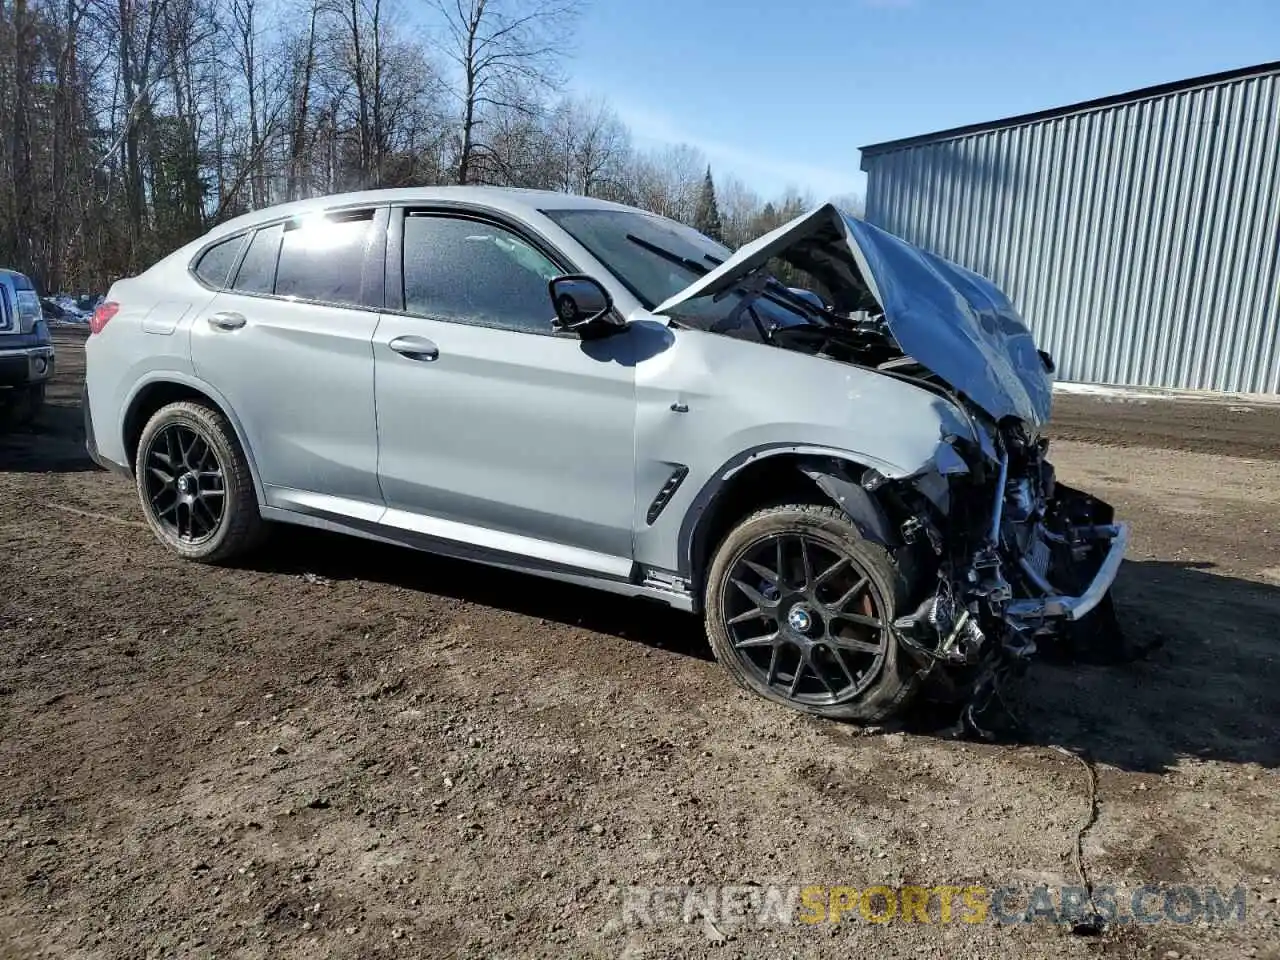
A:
1,329,1277,959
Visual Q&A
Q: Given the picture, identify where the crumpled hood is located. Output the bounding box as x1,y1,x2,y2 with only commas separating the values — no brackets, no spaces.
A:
652,203,1053,427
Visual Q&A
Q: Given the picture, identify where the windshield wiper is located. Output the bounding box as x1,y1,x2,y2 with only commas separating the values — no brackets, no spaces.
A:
761,277,830,320
627,233,825,339
625,233,713,276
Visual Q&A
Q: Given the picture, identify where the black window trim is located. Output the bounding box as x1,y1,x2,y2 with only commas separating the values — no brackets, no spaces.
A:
230,222,285,298
190,229,252,292
191,232,250,291
385,202,586,338
188,202,390,313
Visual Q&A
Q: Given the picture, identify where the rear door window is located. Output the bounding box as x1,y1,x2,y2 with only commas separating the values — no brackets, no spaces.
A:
274,210,377,307
195,235,248,288
232,224,284,295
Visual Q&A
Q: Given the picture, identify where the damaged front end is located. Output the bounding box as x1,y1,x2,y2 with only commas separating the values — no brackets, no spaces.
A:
883,423,1129,727
651,200,1130,726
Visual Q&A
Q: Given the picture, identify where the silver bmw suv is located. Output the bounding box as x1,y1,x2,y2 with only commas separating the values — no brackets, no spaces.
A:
83,188,1127,723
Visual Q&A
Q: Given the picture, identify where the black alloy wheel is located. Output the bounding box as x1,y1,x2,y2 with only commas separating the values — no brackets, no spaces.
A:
142,422,226,543
721,530,889,706
134,400,266,563
703,503,918,722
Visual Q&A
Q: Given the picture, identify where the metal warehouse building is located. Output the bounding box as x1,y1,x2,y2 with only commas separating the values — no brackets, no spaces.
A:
859,61,1280,394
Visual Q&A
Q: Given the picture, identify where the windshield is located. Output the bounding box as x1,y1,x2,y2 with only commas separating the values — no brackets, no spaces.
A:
542,208,731,310
542,206,822,340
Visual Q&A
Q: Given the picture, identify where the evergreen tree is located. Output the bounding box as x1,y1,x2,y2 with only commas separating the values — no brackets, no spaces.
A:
694,166,725,242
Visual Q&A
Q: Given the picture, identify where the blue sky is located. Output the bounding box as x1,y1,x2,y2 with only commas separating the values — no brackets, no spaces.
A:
567,0,1280,200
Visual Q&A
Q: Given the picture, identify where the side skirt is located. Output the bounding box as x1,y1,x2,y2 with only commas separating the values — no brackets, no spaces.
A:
258,502,695,613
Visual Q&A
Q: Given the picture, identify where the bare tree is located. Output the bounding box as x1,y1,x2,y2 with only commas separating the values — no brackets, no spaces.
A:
6,0,37,278
627,144,703,223
829,191,865,218
110,0,172,268
715,174,760,248
430,0,577,185
0,0,841,296
545,96,628,198
284,0,320,199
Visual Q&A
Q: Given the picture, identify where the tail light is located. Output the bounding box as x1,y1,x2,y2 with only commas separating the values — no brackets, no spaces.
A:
90,301,119,335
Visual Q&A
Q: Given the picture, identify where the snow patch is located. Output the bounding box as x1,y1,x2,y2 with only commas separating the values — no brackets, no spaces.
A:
1053,381,1280,407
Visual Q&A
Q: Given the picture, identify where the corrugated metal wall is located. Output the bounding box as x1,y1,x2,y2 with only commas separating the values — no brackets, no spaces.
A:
862,69,1280,393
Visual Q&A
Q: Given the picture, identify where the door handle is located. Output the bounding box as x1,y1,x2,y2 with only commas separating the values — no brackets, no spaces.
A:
388,335,439,362
208,311,247,331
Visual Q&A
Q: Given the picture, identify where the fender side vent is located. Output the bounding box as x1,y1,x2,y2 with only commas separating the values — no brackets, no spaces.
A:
646,465,689,525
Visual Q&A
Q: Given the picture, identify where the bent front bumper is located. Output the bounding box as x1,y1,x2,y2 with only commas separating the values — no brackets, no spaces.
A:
1006,522,1129,624
893,468,1130,670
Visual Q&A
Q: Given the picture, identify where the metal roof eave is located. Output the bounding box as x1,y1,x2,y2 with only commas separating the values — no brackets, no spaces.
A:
858,59,1280,168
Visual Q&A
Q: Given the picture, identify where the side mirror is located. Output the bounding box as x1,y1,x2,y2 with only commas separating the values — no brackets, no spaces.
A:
549,275,624,338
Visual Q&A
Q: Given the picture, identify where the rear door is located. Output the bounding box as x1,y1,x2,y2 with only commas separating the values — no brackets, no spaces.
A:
372,208,637,575
189,205,387,517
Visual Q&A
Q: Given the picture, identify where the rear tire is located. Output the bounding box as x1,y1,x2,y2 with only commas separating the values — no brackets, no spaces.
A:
135,401,266,563
704,503,919,722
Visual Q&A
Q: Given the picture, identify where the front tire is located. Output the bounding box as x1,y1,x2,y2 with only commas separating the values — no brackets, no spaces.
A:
704,503,919,722
135,401,265,563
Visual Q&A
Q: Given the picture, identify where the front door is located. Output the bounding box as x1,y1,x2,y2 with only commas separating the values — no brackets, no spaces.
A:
373,210,636,576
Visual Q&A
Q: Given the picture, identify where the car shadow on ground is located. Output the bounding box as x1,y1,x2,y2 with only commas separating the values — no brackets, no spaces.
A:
1007,559,1280,773
252,526,716,662
0,396,96,473
254,530,1279,772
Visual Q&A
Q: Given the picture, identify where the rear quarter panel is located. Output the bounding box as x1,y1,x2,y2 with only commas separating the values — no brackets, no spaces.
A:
84,265,217,468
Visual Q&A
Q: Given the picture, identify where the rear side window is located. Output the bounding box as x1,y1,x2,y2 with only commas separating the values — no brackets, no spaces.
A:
194,235,247,288
274,210,376,306
232,224,284,295
402,214,560,333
